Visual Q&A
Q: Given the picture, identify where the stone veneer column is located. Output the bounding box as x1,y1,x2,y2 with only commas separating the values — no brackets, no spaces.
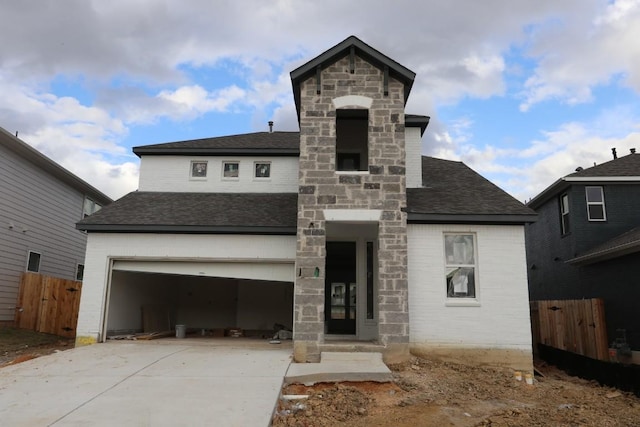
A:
294,55,409,362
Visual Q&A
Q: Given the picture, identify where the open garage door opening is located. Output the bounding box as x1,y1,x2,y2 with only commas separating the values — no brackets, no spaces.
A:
104,267,294,340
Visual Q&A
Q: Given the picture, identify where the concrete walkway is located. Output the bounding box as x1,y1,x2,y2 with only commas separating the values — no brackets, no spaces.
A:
285,352,393,385
0,339,292,427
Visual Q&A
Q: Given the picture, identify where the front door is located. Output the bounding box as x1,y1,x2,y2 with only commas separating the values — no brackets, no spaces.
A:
325,241,357,334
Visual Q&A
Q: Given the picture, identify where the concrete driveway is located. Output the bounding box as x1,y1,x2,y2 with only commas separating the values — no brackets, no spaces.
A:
0,339,292,427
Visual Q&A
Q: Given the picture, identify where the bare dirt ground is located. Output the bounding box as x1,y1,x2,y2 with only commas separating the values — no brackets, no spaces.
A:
0,327,74,367
273,356,640,426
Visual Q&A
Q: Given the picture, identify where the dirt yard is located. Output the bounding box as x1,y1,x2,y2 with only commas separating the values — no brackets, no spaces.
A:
0,327,74,367
273,356,640,426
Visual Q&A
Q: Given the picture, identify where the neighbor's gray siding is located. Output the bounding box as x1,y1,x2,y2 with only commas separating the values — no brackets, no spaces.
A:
0,143,88,321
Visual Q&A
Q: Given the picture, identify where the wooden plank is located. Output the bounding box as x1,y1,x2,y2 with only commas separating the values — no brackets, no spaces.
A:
591,298,609,361
14,273,43,330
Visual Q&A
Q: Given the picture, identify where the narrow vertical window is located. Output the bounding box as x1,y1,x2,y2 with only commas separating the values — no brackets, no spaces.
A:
336,109,368,171
444,234,477,299
76,264,84,281
560,193,570,235
586,186,606,221
366,241,374,319
27,251,41,273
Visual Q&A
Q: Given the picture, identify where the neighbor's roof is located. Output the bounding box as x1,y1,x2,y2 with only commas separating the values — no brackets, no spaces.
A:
0,127,112,205
567,226,640,265
528,153,640,209
406,157,537,224
76,192,298,234
290,36,416,121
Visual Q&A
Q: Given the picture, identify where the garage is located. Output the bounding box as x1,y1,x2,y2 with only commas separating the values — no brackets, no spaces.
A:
104,260,294,339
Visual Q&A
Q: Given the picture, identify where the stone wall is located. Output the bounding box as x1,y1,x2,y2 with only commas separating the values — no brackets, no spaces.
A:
294,55,409,361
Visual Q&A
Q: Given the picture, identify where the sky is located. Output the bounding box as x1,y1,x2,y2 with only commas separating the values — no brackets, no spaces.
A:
1,0,640,202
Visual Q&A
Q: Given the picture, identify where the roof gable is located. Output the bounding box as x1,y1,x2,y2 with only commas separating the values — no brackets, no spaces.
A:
290,36,416,121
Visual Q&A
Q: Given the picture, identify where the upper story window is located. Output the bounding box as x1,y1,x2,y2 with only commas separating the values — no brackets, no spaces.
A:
560,193,570,235
27,251,41,273
444,234,477,299
83,197,101,218
254,162,271,179
336,109,368,171
222,161,239,179
586,186,606,221
190,161,208,179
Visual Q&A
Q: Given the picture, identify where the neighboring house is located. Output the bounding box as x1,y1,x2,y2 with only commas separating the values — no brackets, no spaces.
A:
0,127,112,324
76,36,536,370
526,150,640,357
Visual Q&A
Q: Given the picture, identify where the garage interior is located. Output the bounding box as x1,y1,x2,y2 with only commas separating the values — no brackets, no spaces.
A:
105,269,294,339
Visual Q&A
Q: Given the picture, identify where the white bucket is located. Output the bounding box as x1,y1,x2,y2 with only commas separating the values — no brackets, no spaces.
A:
175,325,187,339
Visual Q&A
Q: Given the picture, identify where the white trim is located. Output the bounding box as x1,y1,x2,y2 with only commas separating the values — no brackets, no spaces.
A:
332,95,373,109
324,209,382,222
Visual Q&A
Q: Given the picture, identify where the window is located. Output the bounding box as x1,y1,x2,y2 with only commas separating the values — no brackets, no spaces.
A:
336,109,368,171
586,186,606,221
560,193,570,235
444,234,476,298
223,161,239,179
76,264,84,281
27,251,41,273
83,197,101,218
190,161,208,178
254,162,271,178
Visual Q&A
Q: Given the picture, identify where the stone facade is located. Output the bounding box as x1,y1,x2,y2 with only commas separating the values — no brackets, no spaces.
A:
294,54,409,362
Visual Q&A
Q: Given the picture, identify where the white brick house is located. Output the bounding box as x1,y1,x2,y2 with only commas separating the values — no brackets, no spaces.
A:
76,36,536,370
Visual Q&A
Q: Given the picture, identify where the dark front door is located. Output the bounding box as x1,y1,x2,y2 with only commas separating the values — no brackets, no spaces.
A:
325,241,357,335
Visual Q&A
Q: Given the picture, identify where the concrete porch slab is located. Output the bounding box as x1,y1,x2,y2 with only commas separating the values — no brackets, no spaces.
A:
284,352,393,385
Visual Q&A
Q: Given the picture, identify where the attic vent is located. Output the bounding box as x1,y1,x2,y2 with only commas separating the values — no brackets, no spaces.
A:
631,148,636,154
268,121,274,133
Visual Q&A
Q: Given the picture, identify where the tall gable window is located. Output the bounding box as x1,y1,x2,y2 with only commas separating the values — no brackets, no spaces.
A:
586,186,606,221
336,109,368,171
444,234,477,299
560,193,570,235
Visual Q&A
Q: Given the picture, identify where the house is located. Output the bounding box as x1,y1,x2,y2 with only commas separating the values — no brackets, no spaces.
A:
526,150,640,360
75,36,536,370
0,127,112,325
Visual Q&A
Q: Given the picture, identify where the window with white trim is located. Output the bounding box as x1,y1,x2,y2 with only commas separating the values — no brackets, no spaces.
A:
27,251,41,273
254,162,271,178
586,186,606,221
190,161,208,179
444,234,477,299
222,161,239,179
560,193,570,234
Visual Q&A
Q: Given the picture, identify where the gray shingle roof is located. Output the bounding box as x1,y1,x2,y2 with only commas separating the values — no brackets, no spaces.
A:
568,153,640,177
406,157,537,223
77,192,298,234
568,226,640,265
132,132,301,157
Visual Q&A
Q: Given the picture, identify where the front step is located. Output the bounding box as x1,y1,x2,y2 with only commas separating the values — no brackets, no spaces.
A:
284,351,393,385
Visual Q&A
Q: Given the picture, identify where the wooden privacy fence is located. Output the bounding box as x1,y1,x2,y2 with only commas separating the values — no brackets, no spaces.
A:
14,272,83,338
530,298,609,361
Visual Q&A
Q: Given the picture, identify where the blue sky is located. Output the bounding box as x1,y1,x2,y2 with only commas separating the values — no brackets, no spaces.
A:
1,0,640,201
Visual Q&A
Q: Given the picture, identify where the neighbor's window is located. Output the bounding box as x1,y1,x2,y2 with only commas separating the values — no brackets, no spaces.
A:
83,197,101,218
254,162,271,178
444,234,476,298
586,186,606,221
560,193,570,235
27,251,41,273
336,109,368,171
76,264,84,281
223,161,239,179
190,161,208,178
